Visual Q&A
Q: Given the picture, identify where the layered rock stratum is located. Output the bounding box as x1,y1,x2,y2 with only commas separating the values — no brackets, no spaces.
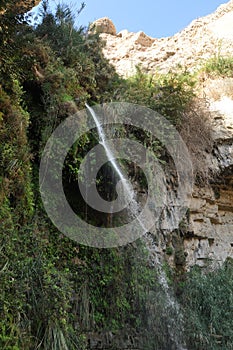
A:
186,83,233,268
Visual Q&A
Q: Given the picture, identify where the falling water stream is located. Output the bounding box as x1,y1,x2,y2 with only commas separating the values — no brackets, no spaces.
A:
85,103,147,232
144,233,187,350
85,103,187,350
85,103,132,193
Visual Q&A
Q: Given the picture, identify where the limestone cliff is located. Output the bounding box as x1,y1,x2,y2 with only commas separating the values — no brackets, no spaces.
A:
92,0,233,76
93,2,233,269
185,81,233,268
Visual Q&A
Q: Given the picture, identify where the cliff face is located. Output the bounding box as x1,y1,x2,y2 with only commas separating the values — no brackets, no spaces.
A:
186,87,233,268
93,2,233,269
93,1,233,77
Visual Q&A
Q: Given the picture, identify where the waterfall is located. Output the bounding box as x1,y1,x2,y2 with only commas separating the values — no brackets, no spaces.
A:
85,104,127,185
144,233,187,350
85,103,187,350
85,103,147,232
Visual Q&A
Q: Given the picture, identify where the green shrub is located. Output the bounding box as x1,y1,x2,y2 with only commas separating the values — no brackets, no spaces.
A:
165,246,173,255
180,263,233,349
117,66,197,126
203,55,233,77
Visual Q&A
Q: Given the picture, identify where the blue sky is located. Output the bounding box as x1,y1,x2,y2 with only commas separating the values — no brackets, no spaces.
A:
32,0,227,38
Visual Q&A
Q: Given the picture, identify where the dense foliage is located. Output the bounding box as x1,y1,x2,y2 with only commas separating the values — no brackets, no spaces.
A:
203,54,233,78
116,66,197,127
0,3,153,348
181,262,233,349
0,1,232,349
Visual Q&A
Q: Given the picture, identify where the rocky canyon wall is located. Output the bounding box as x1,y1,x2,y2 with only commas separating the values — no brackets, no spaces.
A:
92,1,233,269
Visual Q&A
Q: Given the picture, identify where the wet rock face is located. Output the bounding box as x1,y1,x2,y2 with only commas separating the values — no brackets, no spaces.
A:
90,17,117,35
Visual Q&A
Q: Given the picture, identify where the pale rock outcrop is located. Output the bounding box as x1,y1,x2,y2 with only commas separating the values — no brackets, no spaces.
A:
186,185,233,268
98,0,233,77
90,17,117,36
166,83,233,269
184,81,233,268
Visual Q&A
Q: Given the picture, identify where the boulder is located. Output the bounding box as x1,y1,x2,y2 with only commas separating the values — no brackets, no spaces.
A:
90,17,117,36
0,0,40,15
